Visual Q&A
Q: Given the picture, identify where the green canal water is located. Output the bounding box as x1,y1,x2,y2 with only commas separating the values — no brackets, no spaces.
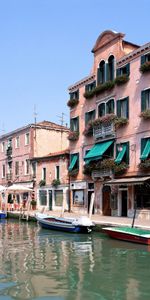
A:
0,220,150,300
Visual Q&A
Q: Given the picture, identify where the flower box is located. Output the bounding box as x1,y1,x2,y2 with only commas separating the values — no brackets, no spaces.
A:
83,122,93,137
84,89,95,99
68,131,79,141
140,109,150,119
140,62,150,73
114,117,128,128
139,159,150,169
52,179,61,187
68,168,79,177
91,114,116,127
94,80,115,96
67,98,79,108
39,179,46,187
115,74,129,85
113,162,128,175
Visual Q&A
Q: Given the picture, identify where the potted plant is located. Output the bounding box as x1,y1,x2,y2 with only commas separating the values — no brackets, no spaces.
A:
68,168,79,177
68,131,79,141
67,98,79,108
139,159,150,169
83,121,93,137
52,179,61,187
140,109,150,119
115,74,129,85
95,80,115,96
39,179,46,187
31,199,37,210
140,61,150,73
114,117,128,128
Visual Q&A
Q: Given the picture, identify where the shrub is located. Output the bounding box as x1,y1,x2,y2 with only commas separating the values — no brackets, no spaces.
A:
114,117,128,128
95,80,115,96
84,89,95,99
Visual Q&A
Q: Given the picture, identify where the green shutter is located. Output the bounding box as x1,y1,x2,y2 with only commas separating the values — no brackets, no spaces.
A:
141,138,147,155
126,63,130,76
76,116,79,132
97,68,101,85
70,119,73,131
77,89,79,100
106,63,109,82
85,112,89,125
68,154,78,171
126,97,129,119
141,55,146,65
117,100,121,117
141,139,150,160
115,144,127,164
126,142,129,164
116,68,121,77
141,90,146,112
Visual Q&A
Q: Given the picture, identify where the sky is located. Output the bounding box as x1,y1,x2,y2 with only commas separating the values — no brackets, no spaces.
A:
0,0,149,134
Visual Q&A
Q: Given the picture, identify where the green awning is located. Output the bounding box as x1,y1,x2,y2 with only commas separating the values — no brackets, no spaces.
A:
68,154,78,171
115,144,127,164
84,140,113,163
141,139,150,160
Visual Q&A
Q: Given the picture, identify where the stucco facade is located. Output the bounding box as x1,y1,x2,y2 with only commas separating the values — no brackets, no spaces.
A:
68,30,150,219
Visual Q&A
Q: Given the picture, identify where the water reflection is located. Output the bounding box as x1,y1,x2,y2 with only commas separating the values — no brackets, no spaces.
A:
0,220,150,300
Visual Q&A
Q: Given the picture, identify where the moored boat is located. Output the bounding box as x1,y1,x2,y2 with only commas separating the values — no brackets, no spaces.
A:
102,226,150,245
36,213,95,233
0,210,7,219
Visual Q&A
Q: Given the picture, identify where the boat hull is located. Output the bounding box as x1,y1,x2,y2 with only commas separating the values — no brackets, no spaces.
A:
103,227,150,245
36,214,94,234
0,212,6,219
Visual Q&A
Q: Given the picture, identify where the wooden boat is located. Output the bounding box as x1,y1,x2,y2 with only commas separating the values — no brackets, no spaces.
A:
36,213,95,233
102,226,150,245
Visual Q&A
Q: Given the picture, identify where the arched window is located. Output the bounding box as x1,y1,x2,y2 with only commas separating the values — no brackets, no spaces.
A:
98,103,105,117
97,60,105,85
107,55,114,81
106,99,114,114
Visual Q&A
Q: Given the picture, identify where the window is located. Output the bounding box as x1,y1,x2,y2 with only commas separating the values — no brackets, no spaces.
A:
68,153,79,171
39,190,47,206
69,89,79,100
85,81,96,92
141,53,150,65
135,184,150,209
85,110,95,125
70,116,79,132
115,142,129,164
25,159,30,175
73,190,84,206
98,99,114,117
32,162,36,177
97,60,105,85
1,142,5,153
106,99,114,114
15,136,20,148
140,138,150,160
15,161,19,176
107,55,115,81
116,63,130,77
117,97,129,119
2,165,5,178
55,166,60,180
25,133,29,145
55,190,63,206
7,139,12,149
141,89,150,111
42,168,46,181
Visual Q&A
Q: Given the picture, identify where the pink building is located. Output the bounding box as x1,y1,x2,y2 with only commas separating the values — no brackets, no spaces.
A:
32,150,70,211
0,121,69,208
68,30,150,219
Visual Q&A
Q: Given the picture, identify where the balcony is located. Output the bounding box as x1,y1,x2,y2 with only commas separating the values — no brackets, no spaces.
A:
93,122,115,140
92,169,113,179
6,173,12,181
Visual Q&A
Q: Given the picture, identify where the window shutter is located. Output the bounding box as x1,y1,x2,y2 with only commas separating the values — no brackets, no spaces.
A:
85,113,89,125
141,90,146,112
70,119,73,131
105,63,109,81
126,63,130,76
77,117,79,132
141,55,146,65
77,89,79,100
97,68,101,85
117,100,121,117
85,84,88,92
141,138,146,155
126,97,129,119
126,142,129,164
116,68,121,77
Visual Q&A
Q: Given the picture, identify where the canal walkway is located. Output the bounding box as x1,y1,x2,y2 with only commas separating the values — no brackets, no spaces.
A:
7,209,150,230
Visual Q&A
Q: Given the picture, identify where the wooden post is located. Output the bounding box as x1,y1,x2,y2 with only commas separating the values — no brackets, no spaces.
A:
89,192,95,219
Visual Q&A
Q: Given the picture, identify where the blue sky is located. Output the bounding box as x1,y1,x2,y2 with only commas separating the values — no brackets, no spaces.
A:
0,0,149,133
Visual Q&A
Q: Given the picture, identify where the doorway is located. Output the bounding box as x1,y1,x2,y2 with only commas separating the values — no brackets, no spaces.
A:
121,190,127,216
102,186,111,216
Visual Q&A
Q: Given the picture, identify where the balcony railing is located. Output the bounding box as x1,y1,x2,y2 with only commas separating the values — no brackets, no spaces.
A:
6,147,12,160
93,122,115,140
6,173,12,181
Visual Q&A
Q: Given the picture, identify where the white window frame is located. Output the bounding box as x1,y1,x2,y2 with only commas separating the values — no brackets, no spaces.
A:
1,142,5,153
25,159,30,175
15,136,20,148
25,133,30,145
2,164,5,178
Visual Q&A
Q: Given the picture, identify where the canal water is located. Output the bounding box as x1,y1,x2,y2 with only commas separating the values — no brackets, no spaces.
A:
0,220,150,300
